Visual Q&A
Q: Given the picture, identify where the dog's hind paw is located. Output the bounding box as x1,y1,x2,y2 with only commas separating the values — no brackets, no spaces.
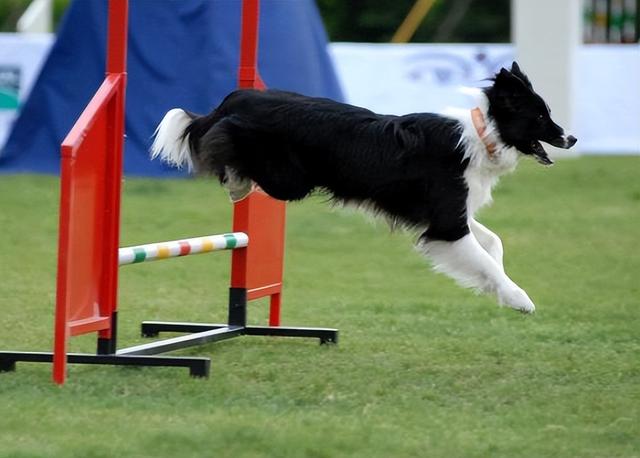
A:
224,167,253,202
498,284,536,314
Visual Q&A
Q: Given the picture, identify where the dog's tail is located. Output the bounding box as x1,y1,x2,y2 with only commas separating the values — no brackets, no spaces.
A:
150,108,198,171
150,108,231,180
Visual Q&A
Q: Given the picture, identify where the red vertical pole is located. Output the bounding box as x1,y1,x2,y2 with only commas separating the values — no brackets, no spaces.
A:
52,157,73,385
107,0,128,75
232,0,283,327
52,0,128,385
238,0,260,89
269,294,281,327
99,0,127,342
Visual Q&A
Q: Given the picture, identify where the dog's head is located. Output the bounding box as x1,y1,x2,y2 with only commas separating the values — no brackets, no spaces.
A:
485,62,577,165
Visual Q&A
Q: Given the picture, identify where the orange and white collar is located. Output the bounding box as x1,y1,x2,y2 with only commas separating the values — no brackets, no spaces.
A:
471,107,497,157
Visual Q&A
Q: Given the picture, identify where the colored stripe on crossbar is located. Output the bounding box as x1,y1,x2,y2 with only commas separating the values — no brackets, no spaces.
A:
224,233,237,249
118,232,248,266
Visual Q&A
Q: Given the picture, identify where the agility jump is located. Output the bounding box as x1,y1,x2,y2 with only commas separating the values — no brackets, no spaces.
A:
0,0,337,385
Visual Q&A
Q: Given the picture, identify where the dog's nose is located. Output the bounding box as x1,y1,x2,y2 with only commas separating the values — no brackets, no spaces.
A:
566,135,577,148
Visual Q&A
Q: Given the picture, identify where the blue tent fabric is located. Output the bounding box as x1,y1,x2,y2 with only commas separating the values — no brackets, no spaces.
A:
0,0,343,176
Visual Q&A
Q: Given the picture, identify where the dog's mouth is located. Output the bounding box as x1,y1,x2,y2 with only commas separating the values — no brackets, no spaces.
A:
529,135,577,166
530,140,554,166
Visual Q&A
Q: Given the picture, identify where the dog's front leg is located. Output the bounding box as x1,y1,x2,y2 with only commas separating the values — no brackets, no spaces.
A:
420,232,535,313
469,219,504,270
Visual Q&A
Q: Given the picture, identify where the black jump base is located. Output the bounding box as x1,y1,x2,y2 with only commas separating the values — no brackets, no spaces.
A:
0,288,338,379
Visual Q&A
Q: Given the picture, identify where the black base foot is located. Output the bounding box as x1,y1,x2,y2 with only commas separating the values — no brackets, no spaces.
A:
0,356,16,372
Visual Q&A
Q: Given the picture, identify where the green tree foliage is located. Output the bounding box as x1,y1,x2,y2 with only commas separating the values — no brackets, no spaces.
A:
0,0,70,32
316,0,511,43
0,0,30,32
1,0,510,42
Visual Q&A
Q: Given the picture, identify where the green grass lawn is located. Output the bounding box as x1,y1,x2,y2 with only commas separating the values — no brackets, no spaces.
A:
0,156,638,458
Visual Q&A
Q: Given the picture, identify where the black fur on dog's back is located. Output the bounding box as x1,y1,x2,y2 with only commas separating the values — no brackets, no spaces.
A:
184,89,471,241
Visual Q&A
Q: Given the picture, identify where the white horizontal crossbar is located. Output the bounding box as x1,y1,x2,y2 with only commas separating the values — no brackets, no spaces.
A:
118,232,248,266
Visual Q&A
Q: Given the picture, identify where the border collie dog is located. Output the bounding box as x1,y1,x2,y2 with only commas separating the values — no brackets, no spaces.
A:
151,62,576,313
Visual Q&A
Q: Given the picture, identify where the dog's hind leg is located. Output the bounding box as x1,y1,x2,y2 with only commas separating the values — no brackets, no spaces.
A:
420,232,535,313
469,219,504,271
224,167,253,202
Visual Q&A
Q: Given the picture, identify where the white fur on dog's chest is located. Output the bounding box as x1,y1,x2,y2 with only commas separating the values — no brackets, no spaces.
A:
449,96,520,218
465,169,498,216
463,143,519,217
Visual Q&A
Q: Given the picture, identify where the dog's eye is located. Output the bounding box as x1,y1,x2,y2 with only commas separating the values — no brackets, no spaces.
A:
537,114,545,120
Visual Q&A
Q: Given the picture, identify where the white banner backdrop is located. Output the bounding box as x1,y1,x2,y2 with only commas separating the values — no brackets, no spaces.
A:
0,36,637,156
330,43,640,155
0,33,54,149
573,45,640,154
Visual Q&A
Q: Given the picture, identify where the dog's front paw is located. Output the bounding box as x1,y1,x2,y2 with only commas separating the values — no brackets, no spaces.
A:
497,284,536,314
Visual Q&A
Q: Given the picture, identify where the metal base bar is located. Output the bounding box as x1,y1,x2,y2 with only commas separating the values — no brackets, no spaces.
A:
141,321,228,337
118,326,244,356
141,321,339,344
0,351,210,377
0,321,338,379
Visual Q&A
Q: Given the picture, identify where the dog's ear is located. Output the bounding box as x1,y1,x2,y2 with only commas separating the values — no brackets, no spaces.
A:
495,67,529,95
497,67,512,79
510,61,533,89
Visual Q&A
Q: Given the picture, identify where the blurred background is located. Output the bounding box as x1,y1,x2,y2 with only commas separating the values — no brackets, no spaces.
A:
0,0,638,176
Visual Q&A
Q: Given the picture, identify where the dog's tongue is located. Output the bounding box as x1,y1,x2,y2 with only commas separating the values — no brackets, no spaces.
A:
531,141,554,166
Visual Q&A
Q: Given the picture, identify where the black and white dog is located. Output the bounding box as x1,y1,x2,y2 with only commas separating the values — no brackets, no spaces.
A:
151,62,576,313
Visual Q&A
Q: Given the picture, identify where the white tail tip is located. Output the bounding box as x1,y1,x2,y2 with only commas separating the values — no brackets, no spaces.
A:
150,108,194,171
